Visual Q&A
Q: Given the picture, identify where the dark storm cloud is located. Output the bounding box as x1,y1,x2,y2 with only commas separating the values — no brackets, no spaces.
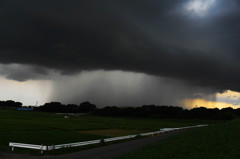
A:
1,0,240,91
0,64,49,81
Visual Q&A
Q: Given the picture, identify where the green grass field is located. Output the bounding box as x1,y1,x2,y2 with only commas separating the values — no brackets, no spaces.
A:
0,109,212,153
116,119,240,159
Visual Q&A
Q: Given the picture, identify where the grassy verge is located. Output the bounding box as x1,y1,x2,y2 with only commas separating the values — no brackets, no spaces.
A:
116,119,240,159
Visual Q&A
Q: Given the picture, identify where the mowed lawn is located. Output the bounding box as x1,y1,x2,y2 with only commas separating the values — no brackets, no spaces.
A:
0,109,211,152
116,119,240,159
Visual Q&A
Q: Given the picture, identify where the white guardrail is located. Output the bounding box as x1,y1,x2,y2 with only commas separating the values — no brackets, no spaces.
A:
9,124,208,154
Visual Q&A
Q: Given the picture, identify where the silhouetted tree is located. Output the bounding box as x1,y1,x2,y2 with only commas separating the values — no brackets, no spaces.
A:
0,100,22,108
79,102,97,113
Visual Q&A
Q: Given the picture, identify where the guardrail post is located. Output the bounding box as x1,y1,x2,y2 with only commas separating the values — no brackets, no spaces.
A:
40,144,44,154
12,146,14,151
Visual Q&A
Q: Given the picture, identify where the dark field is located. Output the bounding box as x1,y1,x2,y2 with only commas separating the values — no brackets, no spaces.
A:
0,109,210,152
116,119,240,159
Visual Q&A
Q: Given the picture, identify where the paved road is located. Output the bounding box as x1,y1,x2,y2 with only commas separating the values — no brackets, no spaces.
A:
1,130,185,159
0,151,39,159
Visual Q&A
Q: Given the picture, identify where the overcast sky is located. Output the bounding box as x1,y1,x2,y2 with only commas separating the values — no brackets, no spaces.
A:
1,0,240,108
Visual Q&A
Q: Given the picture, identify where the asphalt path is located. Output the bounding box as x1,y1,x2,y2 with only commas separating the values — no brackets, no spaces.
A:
0,130,186,159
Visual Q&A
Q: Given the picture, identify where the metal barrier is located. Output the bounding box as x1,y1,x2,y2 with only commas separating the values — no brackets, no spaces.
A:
53,139,101,150
104,135,136,142
9,142,47,154
9,124,208,153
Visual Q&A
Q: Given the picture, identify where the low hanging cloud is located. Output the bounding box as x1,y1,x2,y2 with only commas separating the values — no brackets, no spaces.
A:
0,64,50,81
0,0,240,92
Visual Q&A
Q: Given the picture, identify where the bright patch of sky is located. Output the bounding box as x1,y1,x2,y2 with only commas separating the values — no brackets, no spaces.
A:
185,0,216,17
181,90,240,109
0,77,52,106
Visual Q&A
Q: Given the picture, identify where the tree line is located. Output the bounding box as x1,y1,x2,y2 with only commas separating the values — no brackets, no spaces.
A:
94,105,240,120
0,100,240,120
34,101,97,113
0,100,22,108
